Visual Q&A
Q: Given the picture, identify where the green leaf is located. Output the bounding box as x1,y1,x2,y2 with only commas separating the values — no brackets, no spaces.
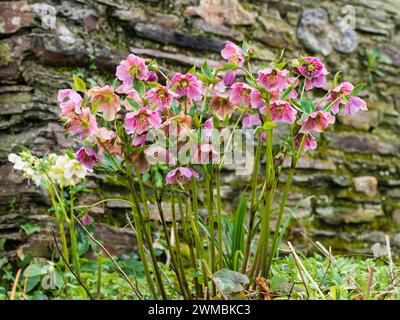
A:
90,99,100,114
187,65,196,75
217,62,238,72
21,223,40,236
133,80,146,96
213,269,249,296
192,112,200,128
111,78,119,89
23,264,48,277
126,98,141,110
72,74,87,91
333,71,341,88
280,83,294,100
300,99,315,114
263,121,277,130
201,61,213,79
350,83,366,96
230,195,247,271
274,61,287,70
25,276,41,293
0,237,5,251
241,40,249,53
291,59,300,68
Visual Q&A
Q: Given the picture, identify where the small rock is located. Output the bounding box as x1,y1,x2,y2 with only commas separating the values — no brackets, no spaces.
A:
297,8,358,55
133,23,225,53
283,157,337,171
379,43,400,68
339,109,379,130
0,1,36,35
354,176,378,196
184,0,255,26
316,204,383,225
392,209,400,226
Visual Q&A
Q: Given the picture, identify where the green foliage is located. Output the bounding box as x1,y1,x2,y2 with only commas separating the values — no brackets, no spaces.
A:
366,48,391,85
212,269,249,296
21,223,41,236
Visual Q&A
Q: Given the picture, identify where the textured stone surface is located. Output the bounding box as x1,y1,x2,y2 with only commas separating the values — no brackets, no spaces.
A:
1,0,400,255
354,176,378,196
297,8,358,55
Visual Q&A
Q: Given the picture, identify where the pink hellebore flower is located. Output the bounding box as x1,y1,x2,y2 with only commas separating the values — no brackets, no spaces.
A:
221,41,245,67
116,85,142,110
210,93,236,119
270,100,297,124
133,133,147,147
344,96,368,116
116,54,149,85
130,151,150,173
250,89,266,113
294,134,317,152
214,71,237,93
165,167,199,184
203,118,214,141
58,89,82,104
296,56,328,91
75,146,99,170
257,67,289,91
324,82,354,114
146,71,158,83
299,110,335,134
163,112,192,139
58,89,82,120
59,99,82,121
144,146,176,166
242,113,261,128
192,144,220,164
230,83,252,107
145,86,178,111
168,73,202,101
96,127,122,156
81,214,92,226
91,85,120,121
68,108,98,141
125,107,161,135
258,132,267,143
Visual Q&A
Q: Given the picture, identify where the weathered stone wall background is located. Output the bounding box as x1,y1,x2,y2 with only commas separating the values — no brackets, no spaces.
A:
1,0,400,257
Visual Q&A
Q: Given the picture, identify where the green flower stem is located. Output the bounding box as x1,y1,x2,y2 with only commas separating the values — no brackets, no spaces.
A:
96,254,103,299
173,192,201,297
186,186,210,297
155,194,191,300
253,94,273,280
48,187,69,268
124,157,159,299
177,190,205,296
241,138,262,274
205,168,216,296
131,162,169,298
264,134,307,277
190,179,199,229
215,166,223,270
69,188,80,278
183,193,204,298
205,169,215,268
170,195,181,256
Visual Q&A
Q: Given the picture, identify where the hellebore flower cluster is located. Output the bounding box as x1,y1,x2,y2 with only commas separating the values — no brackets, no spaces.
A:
11,40,368,300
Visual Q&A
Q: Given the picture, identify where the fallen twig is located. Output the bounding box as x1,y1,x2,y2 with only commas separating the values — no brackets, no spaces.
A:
74,216,143,299
51,229,94,300
288,242,326,300
10,269,22,300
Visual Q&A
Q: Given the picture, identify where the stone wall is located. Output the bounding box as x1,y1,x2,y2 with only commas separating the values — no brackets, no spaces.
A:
1,0,400,256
